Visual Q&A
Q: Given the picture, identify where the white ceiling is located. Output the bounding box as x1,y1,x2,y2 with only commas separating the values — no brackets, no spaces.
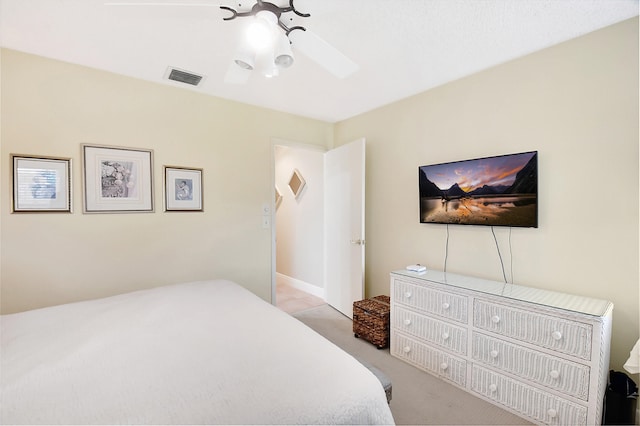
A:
0,0,638,122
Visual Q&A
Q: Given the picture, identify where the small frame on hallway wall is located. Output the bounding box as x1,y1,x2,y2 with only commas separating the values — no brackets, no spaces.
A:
288,168,306,199
164,166,203,212
275,186,283,209
82,144,154,213
12,154,72,213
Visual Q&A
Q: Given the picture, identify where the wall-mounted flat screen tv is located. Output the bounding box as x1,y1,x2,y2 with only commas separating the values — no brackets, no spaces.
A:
419,151,538,227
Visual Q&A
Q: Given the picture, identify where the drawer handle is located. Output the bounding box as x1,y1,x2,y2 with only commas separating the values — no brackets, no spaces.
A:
549,370,560,379
403,346,411,353
489,384,497,393
490,350,499,359
440,362,448,370
442,302,450,310
547,408,558,419
405,292,412,299
442,332,450,341
552,330,562,341
491,315,500,324
404,318,412,326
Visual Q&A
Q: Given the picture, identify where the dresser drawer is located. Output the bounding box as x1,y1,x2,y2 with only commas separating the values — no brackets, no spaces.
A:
471,365,587,425
473,299,592,360
393,305,467,355
472,332,590,400
392,332,467,387
393,279,468,324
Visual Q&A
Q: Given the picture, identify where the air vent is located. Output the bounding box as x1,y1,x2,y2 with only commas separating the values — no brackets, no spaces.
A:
165,67,204,86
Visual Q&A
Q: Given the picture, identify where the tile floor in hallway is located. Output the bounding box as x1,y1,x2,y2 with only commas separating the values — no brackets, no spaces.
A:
276,280,326,314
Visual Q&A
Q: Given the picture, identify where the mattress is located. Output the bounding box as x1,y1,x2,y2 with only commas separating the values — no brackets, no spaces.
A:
1,280,395,425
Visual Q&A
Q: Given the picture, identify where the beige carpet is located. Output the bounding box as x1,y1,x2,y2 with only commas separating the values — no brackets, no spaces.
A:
292,304,532,426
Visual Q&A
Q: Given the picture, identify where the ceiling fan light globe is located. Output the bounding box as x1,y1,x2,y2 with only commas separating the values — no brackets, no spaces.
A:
255,10,277,26
233,44,256,71
234,59,254,70
246,24,271,50
275,54,294,68
247,11,276,51
274,31,294,68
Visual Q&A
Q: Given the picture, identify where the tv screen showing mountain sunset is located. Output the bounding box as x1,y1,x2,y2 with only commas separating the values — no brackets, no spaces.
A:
419,151,538,227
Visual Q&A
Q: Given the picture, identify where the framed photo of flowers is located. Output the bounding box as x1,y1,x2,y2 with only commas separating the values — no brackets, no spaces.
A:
82,144,154,213
12,154,72,213
164,166,203,212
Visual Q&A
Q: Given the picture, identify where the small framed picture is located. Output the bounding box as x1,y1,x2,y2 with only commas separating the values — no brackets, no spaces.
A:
288,168,306,199
275,186,283,210
164,166,203,212
12,154,72,213
82,144,154,213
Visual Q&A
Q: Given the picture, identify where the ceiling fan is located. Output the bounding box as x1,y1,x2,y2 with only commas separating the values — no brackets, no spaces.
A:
105,0,359,84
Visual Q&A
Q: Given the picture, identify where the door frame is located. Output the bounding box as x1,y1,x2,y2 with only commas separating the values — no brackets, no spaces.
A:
269,138,328,304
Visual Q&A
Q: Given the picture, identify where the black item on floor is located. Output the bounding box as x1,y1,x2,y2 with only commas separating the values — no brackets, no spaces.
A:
603,370,638,425
356,357,392,403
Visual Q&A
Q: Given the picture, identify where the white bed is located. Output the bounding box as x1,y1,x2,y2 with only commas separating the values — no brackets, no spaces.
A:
1,280,395,425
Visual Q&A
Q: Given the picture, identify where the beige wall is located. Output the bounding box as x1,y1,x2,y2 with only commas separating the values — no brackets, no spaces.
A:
335,18,639,373
1,18,638,375
0,48,332,313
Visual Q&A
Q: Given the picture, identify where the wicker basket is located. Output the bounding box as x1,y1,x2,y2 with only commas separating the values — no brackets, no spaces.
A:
353,295,391,349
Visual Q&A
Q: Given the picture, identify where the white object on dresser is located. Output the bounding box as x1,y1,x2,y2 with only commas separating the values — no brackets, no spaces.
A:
390,270,613,426
406,264,427,273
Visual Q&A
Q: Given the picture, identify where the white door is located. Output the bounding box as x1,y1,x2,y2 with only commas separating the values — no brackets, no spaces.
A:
324,138,365,318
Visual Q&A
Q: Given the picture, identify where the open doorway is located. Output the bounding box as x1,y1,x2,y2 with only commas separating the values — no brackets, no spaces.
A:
272,142,327,313
271,138,366,318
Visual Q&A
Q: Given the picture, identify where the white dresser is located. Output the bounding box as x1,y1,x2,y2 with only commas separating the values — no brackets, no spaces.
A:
390,270,613,425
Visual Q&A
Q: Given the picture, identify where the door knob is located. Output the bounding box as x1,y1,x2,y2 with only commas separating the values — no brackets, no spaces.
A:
350,239,365,245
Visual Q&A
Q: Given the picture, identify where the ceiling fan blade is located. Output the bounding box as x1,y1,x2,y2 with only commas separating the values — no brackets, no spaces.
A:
289,29,358,79
224,61,251,85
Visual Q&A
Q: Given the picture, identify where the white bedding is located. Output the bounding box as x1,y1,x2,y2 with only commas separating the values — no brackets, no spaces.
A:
1,280,395,425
